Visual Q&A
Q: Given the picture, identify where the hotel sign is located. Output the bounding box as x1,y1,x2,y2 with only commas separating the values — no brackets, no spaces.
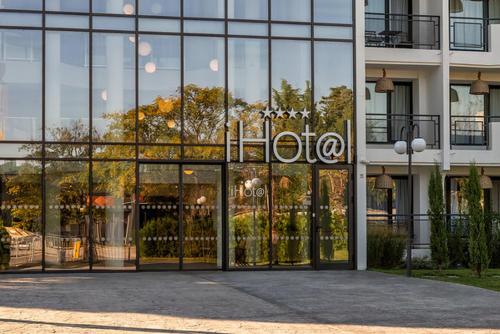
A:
226,108,351,164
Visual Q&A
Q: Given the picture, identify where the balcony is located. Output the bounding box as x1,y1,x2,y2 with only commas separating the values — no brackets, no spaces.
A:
450,115,500,146
365,13,440,50
366,113,441,149
450,17,500,51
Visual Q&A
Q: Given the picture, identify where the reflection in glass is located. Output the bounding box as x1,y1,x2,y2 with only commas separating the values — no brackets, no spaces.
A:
314,42,353,145
184,37,225,147
0,160,42,271
228,0,267,20
271,0,309,22
92,0,135,15
0,0,41,10
139,0,180,16
318,169,349,264
45,161,89,270
46,0,89,12
272,164,311,267
450,84,486,145
92,33,135,142
139,164,180,269
46,31,89,142
184,0,224,18
139,35,181,144
315,0,352,24
92,161,136,269
228,38,268,143
182,165,222,269
271,39,310,136
228,164,270,268
0,30,42,141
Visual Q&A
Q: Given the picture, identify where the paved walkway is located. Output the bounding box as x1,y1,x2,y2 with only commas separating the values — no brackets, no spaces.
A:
0,271,499,333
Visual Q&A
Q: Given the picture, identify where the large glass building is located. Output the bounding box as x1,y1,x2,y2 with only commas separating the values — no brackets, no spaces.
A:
0,0,355,271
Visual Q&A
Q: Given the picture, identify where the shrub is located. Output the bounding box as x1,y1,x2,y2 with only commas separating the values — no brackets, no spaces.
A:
368,229,405,268
428,164,448,270
411,256,434,270
465,164,490,277
0,223,10,270
448,217,468,268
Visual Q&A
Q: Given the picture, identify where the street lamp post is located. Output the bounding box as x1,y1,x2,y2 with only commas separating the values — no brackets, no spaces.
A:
394,119,426,277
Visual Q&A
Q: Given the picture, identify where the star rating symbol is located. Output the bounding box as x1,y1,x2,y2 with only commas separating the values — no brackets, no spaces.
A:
300,108,310,119
260,106,273,119
288,108,298,119
275,108,285,118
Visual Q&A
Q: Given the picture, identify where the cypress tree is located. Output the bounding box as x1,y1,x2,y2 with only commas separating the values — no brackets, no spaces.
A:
465,164,490,277
428,164,448,270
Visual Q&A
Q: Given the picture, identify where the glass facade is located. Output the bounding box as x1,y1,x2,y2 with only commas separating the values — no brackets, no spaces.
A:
0,0,354,272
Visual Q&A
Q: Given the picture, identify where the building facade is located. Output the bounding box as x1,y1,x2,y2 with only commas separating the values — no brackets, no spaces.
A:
0,0,356,271
1,0,499,273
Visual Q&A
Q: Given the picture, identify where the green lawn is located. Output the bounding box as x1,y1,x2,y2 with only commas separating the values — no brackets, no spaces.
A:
374,268,500,292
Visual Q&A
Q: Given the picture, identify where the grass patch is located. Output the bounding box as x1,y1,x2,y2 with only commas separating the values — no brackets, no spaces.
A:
373,268,500,292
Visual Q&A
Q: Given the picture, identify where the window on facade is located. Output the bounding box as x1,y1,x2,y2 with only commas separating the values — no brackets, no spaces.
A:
184,0,224,18
450,84,486,145
271,0,310,22
0,0,41,10
46,0,88,12
228,0,267,20
139,0,180,16
315,0,352,24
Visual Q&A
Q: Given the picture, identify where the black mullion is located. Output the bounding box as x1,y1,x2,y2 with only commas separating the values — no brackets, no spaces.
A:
310,0,317,269
267,0,273,270
222,0,228,271
179,0,184,271
41,0,46,272
88,0,94,271
134,0,140,271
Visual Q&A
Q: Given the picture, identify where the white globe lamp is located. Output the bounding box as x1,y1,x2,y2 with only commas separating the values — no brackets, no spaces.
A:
411,137,426,153
394,140,407,155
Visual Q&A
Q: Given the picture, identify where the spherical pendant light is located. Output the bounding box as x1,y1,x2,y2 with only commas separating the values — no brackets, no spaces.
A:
394,140,407,155
450,87,459,103
375,167,393,190
480,168,493,190
470,72,489,95
450,0,464,14
411,137,427,153
375,69,394,93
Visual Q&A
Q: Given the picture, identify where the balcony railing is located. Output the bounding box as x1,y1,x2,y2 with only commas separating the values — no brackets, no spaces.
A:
366,113,440,149
365,12,440,50
450,16,500,51
450,115,500,146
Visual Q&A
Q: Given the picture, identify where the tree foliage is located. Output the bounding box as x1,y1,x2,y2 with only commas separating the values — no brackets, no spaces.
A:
428,164,448,270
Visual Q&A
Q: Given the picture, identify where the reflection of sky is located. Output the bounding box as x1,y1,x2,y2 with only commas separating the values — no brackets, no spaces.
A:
184,37,225,88
314,42,353,100
272,40,310,95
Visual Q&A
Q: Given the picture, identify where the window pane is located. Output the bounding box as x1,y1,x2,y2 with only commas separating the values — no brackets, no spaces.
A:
46,0,89,12
0,0,41,10
45,161,89,270
184,0,224,18
183,37,225,147
0,160,42,272
0,30,42,141
315,0,352,24
139,35,181,144
139,164,180,269
271,0,309,22
228,0,268,20
228,38,268,144
314,42,353,140
92,33,135,142
450,85,486,145
92,0,135,15
92,161,136,270
366,82,388,143
271,163,312,267
182,165,222,269
228,163,270,268
139,0,180,16
271,39,310,136
46,31,89,142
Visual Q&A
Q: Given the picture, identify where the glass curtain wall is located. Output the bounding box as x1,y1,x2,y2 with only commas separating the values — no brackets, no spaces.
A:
0,0,354,271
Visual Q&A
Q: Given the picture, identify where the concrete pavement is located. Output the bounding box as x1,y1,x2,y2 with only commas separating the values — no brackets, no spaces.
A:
0,270,499,333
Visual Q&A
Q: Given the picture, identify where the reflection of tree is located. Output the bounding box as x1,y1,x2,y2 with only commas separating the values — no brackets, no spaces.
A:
315,85,353,136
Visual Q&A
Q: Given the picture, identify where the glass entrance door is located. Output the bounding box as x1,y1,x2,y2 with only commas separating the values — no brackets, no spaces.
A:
315,166,353,269
138,163,222,270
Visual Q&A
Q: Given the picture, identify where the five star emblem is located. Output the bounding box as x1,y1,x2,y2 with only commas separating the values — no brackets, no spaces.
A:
288,108,298,119
260,106,274,119
300,108,310,119
275,108,285,118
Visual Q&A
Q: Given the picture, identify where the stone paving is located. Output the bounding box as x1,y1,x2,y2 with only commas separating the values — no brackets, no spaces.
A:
0,270,499,333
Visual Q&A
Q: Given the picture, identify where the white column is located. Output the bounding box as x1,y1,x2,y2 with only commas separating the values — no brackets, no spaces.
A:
355,0,367,270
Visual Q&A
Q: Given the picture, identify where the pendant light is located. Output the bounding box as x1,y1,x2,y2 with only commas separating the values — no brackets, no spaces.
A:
365,87,371,100
470,72,489,95
375,167,393,190
450,87,459,103
375,69,394,93
480,168,493,190
450,0,464,14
